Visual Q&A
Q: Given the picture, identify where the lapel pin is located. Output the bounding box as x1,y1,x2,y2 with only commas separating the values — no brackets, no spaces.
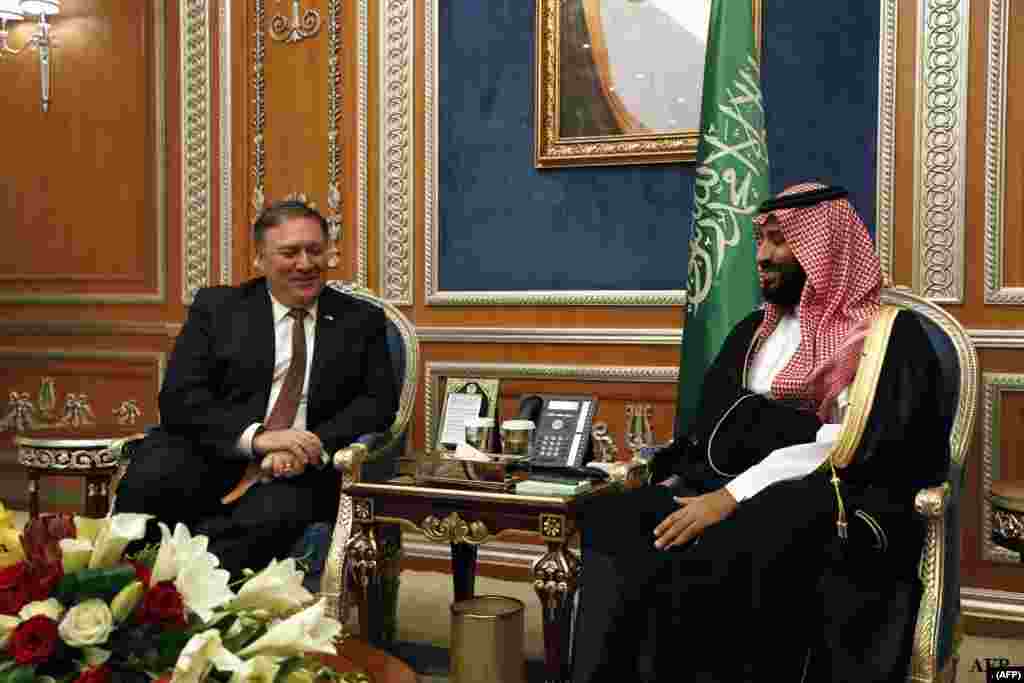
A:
324,314,335,321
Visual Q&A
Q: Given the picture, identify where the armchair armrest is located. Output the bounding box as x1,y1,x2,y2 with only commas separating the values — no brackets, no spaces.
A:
914,483,950,519
332,431,390,482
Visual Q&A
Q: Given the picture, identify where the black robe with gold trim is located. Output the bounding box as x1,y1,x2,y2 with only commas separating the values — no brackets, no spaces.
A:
571,309,949,682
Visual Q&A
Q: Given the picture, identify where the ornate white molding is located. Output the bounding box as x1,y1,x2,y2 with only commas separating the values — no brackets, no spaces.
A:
379,0,414,304
969,329,1024,350
182,0,212,304
981,372,1024,563
417,327,682,345
356,0,368,287
875,0,898,281
424,361,678,453
911,0,969,302
421,0,685,307
983,0,1023,304
219,0,233,285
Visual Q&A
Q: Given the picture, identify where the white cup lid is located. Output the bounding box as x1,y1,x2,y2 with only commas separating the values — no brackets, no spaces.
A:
501,419,535,430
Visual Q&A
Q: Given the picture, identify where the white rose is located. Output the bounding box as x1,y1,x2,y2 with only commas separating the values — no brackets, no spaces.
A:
231,557,312,617
19,598,65,622
58,599,114,647
59,538,94,574
0,615,19,649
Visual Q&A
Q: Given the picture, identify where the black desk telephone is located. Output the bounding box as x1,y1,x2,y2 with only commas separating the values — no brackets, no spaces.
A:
514,394,606,480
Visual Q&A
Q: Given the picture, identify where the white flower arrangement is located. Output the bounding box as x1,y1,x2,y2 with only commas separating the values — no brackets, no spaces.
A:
0,504,358,683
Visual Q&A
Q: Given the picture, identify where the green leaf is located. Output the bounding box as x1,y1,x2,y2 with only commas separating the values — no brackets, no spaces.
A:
152,630,192,671
0,665,35,683
55,566,138,603
273,657,304,683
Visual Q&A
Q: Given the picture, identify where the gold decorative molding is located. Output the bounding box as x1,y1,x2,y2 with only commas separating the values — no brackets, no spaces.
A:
250,0,347,276
911,0,969,303
0,2,166,304
874,0,898,283
0,320,180,338
355,0,369,288
380,0,414,305
983,0,1023,305
269,0,321,44
183,0,212,304
424,361,678,454
982,373,1024,563
219,0,233,285
420,512,491,545
416,327,682,345
0,350,165,431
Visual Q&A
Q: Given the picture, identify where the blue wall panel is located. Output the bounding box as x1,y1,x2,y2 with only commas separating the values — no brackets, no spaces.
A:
436,1,881,294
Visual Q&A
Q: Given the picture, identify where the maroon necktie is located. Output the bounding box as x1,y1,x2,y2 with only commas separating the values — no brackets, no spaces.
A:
222,308,308,504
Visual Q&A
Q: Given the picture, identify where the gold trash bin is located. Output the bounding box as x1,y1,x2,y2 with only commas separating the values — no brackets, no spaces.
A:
450,595,526,683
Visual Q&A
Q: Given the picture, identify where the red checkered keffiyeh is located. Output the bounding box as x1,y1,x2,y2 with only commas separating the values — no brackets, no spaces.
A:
752,182,882,416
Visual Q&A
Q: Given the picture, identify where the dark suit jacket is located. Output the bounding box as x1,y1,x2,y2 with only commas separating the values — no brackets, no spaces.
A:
157,278,398,482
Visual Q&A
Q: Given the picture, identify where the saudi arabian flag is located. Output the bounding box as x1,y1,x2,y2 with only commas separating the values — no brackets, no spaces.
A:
675,0,770,437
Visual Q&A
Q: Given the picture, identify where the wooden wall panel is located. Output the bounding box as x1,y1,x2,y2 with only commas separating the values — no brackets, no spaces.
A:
0,1,165,303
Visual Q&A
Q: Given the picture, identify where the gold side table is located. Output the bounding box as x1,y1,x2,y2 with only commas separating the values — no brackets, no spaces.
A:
14,426,143,518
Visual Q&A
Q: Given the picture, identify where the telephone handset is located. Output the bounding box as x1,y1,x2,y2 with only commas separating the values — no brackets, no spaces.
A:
515,394,599,469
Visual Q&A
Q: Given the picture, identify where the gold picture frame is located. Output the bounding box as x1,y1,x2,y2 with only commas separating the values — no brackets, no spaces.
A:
534,0,763,168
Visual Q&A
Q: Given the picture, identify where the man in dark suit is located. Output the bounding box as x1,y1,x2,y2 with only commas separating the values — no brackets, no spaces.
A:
116,200,398,577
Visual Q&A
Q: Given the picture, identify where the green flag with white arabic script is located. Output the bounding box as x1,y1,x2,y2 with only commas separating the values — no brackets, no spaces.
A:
675,0,769,437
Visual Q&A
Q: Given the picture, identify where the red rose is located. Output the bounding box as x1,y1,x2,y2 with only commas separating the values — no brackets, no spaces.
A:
129,561,152,588
25,562,63,602
0,562,30,616
136,581,186,628
153,675,171,683
21,514,76,568
9,615,59,665
73,664,112,683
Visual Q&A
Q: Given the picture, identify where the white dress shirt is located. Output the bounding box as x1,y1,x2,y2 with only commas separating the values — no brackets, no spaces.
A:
237,293,318,456
723,313,849,503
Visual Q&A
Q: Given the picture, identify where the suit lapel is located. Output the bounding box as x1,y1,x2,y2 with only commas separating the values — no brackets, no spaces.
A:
246,282,276,400
308,287,346,408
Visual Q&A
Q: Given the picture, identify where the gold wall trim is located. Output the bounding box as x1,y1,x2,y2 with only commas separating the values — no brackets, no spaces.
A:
911,0,969,302
981,372,1024,563
182,0,212,304
219,0,233,285
875,0,898,282
417,327,681,345
356,0,369,288
0,348,167,389
962,587,1024,623
983,0,1023,305
421,0,685,308
380,0,414,304
424,361,678,455
0,321,180,338
0,3,167,305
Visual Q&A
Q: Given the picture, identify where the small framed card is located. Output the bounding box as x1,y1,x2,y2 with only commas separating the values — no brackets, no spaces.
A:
435,378,500,451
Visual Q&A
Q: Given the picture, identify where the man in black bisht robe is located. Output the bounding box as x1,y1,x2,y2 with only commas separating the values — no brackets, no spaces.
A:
571,183,950,682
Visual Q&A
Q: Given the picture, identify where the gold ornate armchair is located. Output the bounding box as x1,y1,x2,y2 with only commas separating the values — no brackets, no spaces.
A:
318,282,419,620
878,288,977,682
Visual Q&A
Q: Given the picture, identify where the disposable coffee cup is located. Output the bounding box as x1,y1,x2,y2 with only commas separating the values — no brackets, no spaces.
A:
464,416,496,452
500,419,535,456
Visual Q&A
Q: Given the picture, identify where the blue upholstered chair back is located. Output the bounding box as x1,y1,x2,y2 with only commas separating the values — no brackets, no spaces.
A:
880,288,977,683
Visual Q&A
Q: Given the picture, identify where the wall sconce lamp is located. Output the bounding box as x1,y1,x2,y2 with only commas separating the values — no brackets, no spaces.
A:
0,0,61,112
